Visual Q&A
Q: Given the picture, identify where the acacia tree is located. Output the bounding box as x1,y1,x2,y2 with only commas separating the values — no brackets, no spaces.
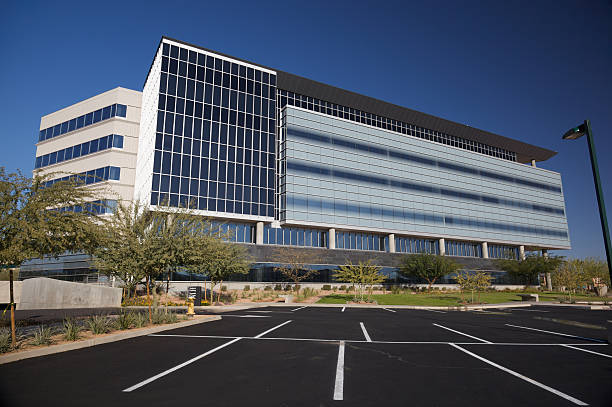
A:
0,168,104,346
333,260,386,302
551,259,586,302
273,247,320,294
496,254,564,288
399,253,461,292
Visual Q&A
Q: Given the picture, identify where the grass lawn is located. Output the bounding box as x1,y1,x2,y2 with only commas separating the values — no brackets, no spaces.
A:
316,291,608,306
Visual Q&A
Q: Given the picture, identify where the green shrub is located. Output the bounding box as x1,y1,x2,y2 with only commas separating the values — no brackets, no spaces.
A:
63,318,82,341
0,328,14,353
274,284,282,291
86,315,111,335
339,285,347,291
243,285,250,291
264,285,272,291
31,325,54,346
391,285,401,295
284,285,292,291
221,285,227,292
133,312,148,328
116,312,134,330
322,285,332,291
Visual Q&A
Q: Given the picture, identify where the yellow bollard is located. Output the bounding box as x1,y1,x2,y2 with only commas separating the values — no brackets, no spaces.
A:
186,297,195,316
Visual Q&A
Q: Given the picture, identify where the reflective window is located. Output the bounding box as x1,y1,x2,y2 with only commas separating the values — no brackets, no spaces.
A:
263,225,326,248
35,135,124,169
38,104,127,142
44,166,121,187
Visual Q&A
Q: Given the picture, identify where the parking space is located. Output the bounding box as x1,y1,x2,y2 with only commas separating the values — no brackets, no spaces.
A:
0,305,610,406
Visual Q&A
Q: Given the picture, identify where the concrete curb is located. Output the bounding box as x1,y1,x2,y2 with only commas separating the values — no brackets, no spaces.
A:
533,302,612,310
0,315,221,365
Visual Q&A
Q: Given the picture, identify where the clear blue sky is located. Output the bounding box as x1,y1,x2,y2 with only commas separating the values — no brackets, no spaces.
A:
1,0,610,261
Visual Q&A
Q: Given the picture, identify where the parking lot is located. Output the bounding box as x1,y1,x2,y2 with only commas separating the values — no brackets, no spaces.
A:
1,305,611,406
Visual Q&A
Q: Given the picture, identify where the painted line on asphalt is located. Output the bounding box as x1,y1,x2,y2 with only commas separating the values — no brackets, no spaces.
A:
433,323,492,344
291,306,307,312
422,309,447,313
249,310,274,313
333,341,345,400
505,323,606,343
254,320,293,338
360,322,372,342
341,307,346,312
222,315,271,318
382,308,396,313
449,343,588,406
561,344,612,359
122,337,242,392
512,309,549,312
148,334,607,347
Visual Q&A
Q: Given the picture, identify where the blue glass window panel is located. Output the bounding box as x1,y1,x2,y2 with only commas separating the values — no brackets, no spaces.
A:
89,138,99,154
81,141,90,155
85,112,93,126
60,122,68,134
102,106,111,120
98,136,108,151
95,168,105,182
56,149,65,163
35,156,42,168
109,166,120,181
112,135,124,148
49,152,57,165
93,109,102,123
110,104,116,117
68,119,76,132
116,104,127,117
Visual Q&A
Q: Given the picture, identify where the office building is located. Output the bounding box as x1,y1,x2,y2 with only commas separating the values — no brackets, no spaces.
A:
22,37,570,283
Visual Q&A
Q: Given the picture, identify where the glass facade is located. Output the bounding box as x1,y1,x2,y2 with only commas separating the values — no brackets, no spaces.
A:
277,89,517,162
263,225,327,248
445,240,483,257
44,166,120,187
395,237,440,254
56,199,118,215
488,244,520,260
281,106,570,249
335,231,385,251
38,103,127,142
35,134,124,169
149,42,276,217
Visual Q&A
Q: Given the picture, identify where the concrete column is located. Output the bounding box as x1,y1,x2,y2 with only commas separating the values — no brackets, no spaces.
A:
481,242,489,259
255,222,264,245
519,245,526,260
542,249,552,291
328,228,336,249
531,159,537,167
438,238,445,256
388,234,396,253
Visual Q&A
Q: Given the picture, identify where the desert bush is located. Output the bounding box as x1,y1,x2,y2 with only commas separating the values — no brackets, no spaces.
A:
132,312,148,328
86,315,111,335
243,285,250,291
339,285,347,291
63,318,83,341
116,312,135,330
31,325,54,346
221,285,227,292
390,285,401,295
0,328,14,353
264,285,272,291
274,284,282,291
284,285,293,291
322,285,332,291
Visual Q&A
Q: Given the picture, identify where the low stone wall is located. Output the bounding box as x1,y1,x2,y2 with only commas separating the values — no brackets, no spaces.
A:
0,281,22,304
17,277,122,310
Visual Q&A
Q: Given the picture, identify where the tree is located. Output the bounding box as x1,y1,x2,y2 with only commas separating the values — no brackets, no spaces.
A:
496,254,564,288
453,270,493,304
0,168,104,346
582,257,610,296
333,260,386,302
184,236,250,303
551,259,586,302
399,253,461,292
273,248,320,295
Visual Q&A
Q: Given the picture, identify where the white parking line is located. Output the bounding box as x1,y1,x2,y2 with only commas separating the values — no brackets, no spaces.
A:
249,310,274,313
341,307,346,312
360,322,372,342
423,308,447,313
505,323,606,343
333,341,345,400
382,308,396,313
561,344,612,359
433,323,492,344
291,306,307,312
122,337,242,392
223,315,270,318
512,309,549,312
254,320,293,338
449,343,588,406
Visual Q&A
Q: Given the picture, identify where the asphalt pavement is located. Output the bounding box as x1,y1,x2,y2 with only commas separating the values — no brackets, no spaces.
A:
1,305,610,406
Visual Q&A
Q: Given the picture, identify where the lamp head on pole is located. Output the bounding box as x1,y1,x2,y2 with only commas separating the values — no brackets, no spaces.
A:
562,123,587,140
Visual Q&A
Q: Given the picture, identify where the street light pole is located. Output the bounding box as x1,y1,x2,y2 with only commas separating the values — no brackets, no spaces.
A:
563,120,612,282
